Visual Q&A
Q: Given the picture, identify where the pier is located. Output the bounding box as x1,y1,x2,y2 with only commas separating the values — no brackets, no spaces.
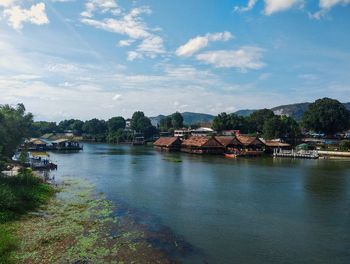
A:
273,149,319,159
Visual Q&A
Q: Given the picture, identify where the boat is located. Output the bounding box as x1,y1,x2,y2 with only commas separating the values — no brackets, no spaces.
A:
224,153,237,158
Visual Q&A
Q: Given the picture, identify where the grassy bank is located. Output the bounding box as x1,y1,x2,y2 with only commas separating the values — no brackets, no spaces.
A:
0,169,55,263
2,178,170,264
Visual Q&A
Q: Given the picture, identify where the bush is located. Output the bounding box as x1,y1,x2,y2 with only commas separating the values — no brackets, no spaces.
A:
0,171,54,223
339,140,350,151
0,225,17,264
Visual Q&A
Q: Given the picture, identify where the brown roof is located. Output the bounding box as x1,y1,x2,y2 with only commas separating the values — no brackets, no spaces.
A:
264,141,291,147
215,136,237,147
182,136,223,148
236,135,264,146
154,137,181,147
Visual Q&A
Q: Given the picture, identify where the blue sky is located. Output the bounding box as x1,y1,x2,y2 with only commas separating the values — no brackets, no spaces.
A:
0,0,349,121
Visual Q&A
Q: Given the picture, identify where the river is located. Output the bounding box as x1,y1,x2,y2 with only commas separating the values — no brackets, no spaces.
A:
49,143,350,264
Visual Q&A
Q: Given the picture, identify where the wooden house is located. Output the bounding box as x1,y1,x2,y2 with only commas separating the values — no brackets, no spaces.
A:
215,136,242,152
262,140,291,152
181,136,224,154
153,137,182,151
52,139,83,151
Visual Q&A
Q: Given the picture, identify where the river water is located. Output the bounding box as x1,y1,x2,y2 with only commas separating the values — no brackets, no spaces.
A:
50,143,350,264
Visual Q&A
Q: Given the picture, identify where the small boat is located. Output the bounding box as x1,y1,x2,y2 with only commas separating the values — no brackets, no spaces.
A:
224,153,237,158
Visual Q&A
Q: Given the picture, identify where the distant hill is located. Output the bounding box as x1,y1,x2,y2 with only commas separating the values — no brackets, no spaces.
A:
149,112,215,126
234,109,257,117
271,103,311,121
236,102,350,121
150,102,350,126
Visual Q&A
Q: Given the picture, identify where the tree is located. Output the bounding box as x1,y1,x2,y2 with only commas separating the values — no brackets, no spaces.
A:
107,117,125,132
248,109,275,133
130,111,156,139
212,112,231,131
171,112,183,129
263,115,301,140
302,98,350,136
82,119,107,141
159,116,172,132
30,121,58,137
0,104,33,165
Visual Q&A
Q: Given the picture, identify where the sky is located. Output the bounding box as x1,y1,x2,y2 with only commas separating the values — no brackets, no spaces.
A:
0,0,349,121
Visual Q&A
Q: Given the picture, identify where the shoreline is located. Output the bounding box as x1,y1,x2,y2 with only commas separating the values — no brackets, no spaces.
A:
6,177,174,264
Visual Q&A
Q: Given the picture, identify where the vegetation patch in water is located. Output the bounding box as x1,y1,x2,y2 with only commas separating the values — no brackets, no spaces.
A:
6,178,171,264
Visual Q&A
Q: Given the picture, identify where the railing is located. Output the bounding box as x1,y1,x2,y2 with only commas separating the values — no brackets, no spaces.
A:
273,149,319,159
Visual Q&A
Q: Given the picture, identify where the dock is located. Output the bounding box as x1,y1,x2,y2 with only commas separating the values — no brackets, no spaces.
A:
273,149,319,159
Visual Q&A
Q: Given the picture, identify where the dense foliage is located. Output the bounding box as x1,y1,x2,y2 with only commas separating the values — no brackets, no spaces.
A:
159,112,184,131
0,104,33,169
302,98,350,135
212,109,301,141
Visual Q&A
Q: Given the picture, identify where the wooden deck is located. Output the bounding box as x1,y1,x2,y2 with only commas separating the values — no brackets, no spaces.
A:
273,149,319,159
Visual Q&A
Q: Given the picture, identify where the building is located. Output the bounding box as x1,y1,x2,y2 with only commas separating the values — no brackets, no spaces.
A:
153,137,182,151
262,140,291,152
174,129,191,138
236,135,265,150
221,130,240,136
181,136,224,154
25,138,51,151
191,127,215,137
215,136,242,153
52,139,83,151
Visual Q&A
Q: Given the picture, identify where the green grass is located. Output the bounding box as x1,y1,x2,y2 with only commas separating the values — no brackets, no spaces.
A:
0,169,55,223
0,169,55,262
0,225,17,264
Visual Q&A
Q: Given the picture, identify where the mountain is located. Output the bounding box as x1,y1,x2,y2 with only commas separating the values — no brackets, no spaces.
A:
271,103,311,121
234,109,257,117
150,102,350,126
149,112,215,126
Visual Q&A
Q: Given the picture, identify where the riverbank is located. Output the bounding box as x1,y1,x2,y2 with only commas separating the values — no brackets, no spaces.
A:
3,177,172,264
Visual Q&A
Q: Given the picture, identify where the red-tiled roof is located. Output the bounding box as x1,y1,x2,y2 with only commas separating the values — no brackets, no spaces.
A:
215,136,236,147
182,136,223,148
236,135,264,146
154,137,181,147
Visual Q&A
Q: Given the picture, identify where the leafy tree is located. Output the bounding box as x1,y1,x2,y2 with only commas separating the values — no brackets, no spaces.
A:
30,121,58,137
159,116,172,132
107,128,125,144
302,98,350,136
248,109,275,133
212,112,232,131
0,104,33,167
130,111,156,139
171,112,183,129
263,115,301,140
107,117,126,132
82,119,107,141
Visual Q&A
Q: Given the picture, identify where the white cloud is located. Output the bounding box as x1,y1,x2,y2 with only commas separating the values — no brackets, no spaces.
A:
81,5,165,60
311,0,350,19
3,3,49,30
0,0,18,7
118,39,135,47
176,31,233,57
234,0,258,12
112,94,122,100
264,0,303,15
80,0,120,18
196,47,265,71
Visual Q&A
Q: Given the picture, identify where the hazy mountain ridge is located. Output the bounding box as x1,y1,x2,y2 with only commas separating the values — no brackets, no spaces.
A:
150,102,350,126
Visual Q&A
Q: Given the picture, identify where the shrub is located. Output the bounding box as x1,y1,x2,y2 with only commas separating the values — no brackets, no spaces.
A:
0,225,17,264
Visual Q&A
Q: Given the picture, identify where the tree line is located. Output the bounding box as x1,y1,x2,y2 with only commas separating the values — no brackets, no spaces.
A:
212,98,350,141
